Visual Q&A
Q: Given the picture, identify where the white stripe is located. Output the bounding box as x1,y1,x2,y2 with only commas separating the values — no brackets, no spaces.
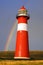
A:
17,23,28,31
18,13,27,16
14,57,30,59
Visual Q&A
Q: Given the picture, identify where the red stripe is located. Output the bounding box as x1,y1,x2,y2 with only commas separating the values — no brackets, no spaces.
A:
15,31,30,57
17,16,28,23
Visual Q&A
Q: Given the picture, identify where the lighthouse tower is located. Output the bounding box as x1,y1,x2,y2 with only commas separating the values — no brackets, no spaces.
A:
14,6,30,59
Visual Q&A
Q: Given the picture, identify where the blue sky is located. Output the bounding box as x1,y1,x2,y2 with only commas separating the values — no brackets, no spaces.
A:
0,0,43,51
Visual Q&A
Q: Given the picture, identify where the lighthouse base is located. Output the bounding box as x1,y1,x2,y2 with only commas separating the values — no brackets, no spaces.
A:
14,57,30,60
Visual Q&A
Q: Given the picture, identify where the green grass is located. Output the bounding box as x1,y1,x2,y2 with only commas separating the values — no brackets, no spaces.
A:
0,51,43,60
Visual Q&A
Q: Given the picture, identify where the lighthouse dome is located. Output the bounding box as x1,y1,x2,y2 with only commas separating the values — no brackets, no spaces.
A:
16,6,30,19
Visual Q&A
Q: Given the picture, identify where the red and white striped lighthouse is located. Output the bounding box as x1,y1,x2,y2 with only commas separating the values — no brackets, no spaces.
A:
14,6,30,59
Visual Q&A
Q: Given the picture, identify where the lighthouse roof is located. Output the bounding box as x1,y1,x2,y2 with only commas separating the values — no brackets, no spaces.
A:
20,6,26,10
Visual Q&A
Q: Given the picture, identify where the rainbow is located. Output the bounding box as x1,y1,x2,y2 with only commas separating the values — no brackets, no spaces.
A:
4,20,17,51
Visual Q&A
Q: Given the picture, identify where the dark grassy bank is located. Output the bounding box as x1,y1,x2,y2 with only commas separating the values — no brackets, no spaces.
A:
0,51,43,60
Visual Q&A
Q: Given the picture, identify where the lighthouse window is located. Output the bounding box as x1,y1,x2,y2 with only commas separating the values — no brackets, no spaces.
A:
18,10,27,14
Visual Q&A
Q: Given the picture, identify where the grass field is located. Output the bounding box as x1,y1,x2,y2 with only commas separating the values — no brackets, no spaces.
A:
0,60,43,65
0,51,43,65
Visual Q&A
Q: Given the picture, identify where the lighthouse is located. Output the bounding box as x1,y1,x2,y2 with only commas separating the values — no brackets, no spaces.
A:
14,6,30,59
